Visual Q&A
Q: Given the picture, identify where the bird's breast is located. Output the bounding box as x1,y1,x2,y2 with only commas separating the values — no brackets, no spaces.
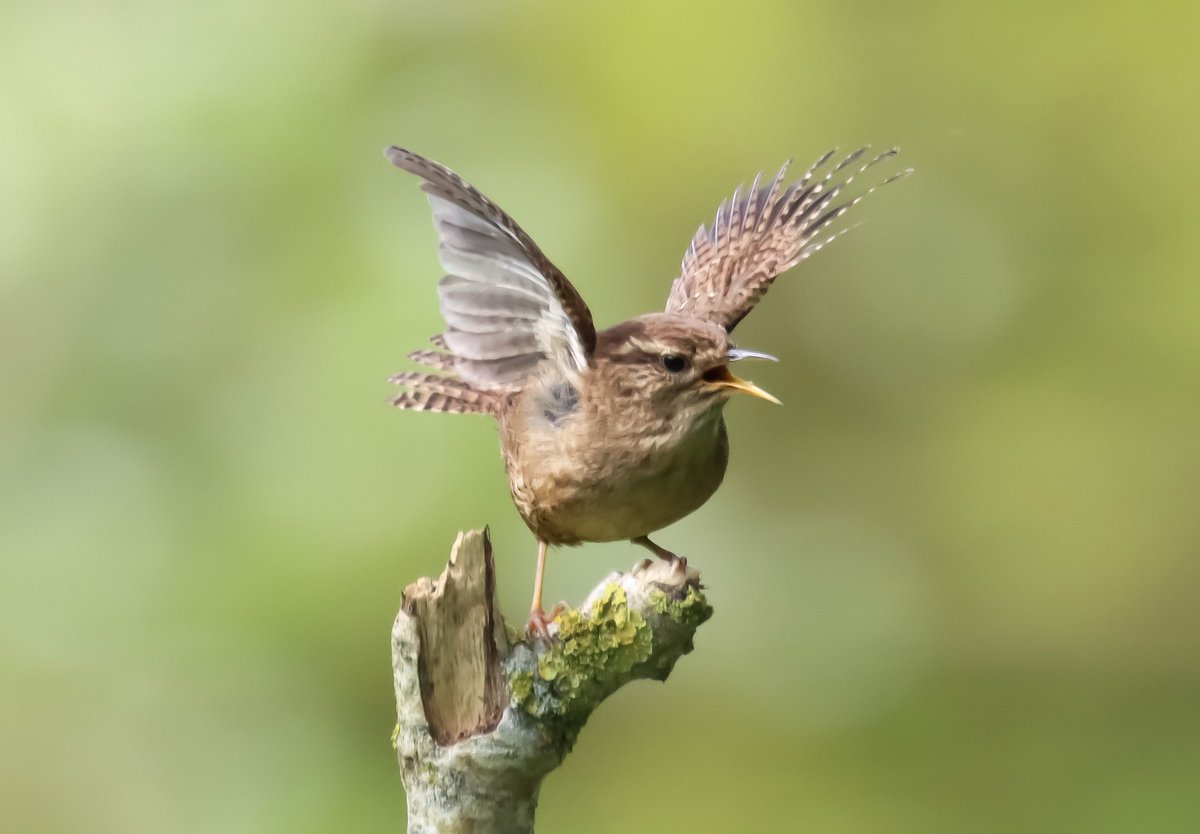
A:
502,395,730,544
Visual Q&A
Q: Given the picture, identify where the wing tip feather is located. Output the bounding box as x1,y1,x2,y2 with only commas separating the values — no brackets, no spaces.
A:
665,142,910,329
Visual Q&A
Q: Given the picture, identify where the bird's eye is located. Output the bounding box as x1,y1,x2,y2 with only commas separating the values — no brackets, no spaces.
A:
661,354,689,373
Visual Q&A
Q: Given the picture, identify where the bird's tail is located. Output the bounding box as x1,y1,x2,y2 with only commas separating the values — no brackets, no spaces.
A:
389,347,500,415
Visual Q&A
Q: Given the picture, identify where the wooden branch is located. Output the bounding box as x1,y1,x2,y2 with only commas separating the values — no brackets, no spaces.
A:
392,529,712,834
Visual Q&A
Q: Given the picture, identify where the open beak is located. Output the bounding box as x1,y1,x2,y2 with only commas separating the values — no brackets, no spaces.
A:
727,348,778,363
703,351,782,405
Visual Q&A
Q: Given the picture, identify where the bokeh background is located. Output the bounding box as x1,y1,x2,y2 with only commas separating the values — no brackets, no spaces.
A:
3,1,1198,831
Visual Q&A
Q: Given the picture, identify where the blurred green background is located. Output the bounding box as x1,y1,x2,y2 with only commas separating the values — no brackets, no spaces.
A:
3,1,1198,831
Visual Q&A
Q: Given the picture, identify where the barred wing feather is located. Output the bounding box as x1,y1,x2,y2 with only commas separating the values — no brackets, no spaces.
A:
666,147,910,332
386,147,596,390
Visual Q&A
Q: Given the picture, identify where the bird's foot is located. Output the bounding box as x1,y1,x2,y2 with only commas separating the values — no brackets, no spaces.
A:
524,602,568,644
664,551,688,569
632,535,687,568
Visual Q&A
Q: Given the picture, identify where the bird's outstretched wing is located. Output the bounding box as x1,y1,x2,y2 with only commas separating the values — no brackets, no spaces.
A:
665,147,910,332
386,147,596,390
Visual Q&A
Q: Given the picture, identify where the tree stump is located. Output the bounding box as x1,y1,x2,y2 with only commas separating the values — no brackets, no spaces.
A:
391,529,712,833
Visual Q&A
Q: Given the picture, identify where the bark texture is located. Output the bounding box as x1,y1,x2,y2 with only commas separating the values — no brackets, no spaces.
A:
392,529,712,834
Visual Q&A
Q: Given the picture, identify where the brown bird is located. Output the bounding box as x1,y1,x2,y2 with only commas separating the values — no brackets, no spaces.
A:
386,146,908,639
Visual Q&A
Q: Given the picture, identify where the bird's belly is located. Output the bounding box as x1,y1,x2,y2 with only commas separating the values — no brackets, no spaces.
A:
548,459,723,543
512,416,730,545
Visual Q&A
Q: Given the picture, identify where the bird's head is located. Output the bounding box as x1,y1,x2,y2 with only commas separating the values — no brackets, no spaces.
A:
594,314,779,420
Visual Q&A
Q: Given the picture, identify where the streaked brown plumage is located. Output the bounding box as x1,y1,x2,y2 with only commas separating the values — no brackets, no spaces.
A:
385,145,909,638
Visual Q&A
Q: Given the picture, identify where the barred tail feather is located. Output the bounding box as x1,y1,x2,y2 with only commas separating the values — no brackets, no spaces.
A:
388,371,499,415
407,348,456,372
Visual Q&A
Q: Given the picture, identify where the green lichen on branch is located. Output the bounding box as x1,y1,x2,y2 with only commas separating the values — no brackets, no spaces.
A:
510,583,653,730
650,583,713,632
506,573,712,745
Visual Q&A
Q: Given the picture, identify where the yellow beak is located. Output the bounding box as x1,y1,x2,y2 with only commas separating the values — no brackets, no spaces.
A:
703,365,782,405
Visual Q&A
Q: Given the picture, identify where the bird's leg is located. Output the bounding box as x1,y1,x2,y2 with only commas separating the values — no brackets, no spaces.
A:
632,535,687,568
525,539,556,642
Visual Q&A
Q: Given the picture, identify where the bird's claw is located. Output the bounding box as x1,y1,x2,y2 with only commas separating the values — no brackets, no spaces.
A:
655,548,688,570
525,602,568,644
632,535,687,569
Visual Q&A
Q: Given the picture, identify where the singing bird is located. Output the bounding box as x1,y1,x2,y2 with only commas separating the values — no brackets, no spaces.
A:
386,146,908,638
